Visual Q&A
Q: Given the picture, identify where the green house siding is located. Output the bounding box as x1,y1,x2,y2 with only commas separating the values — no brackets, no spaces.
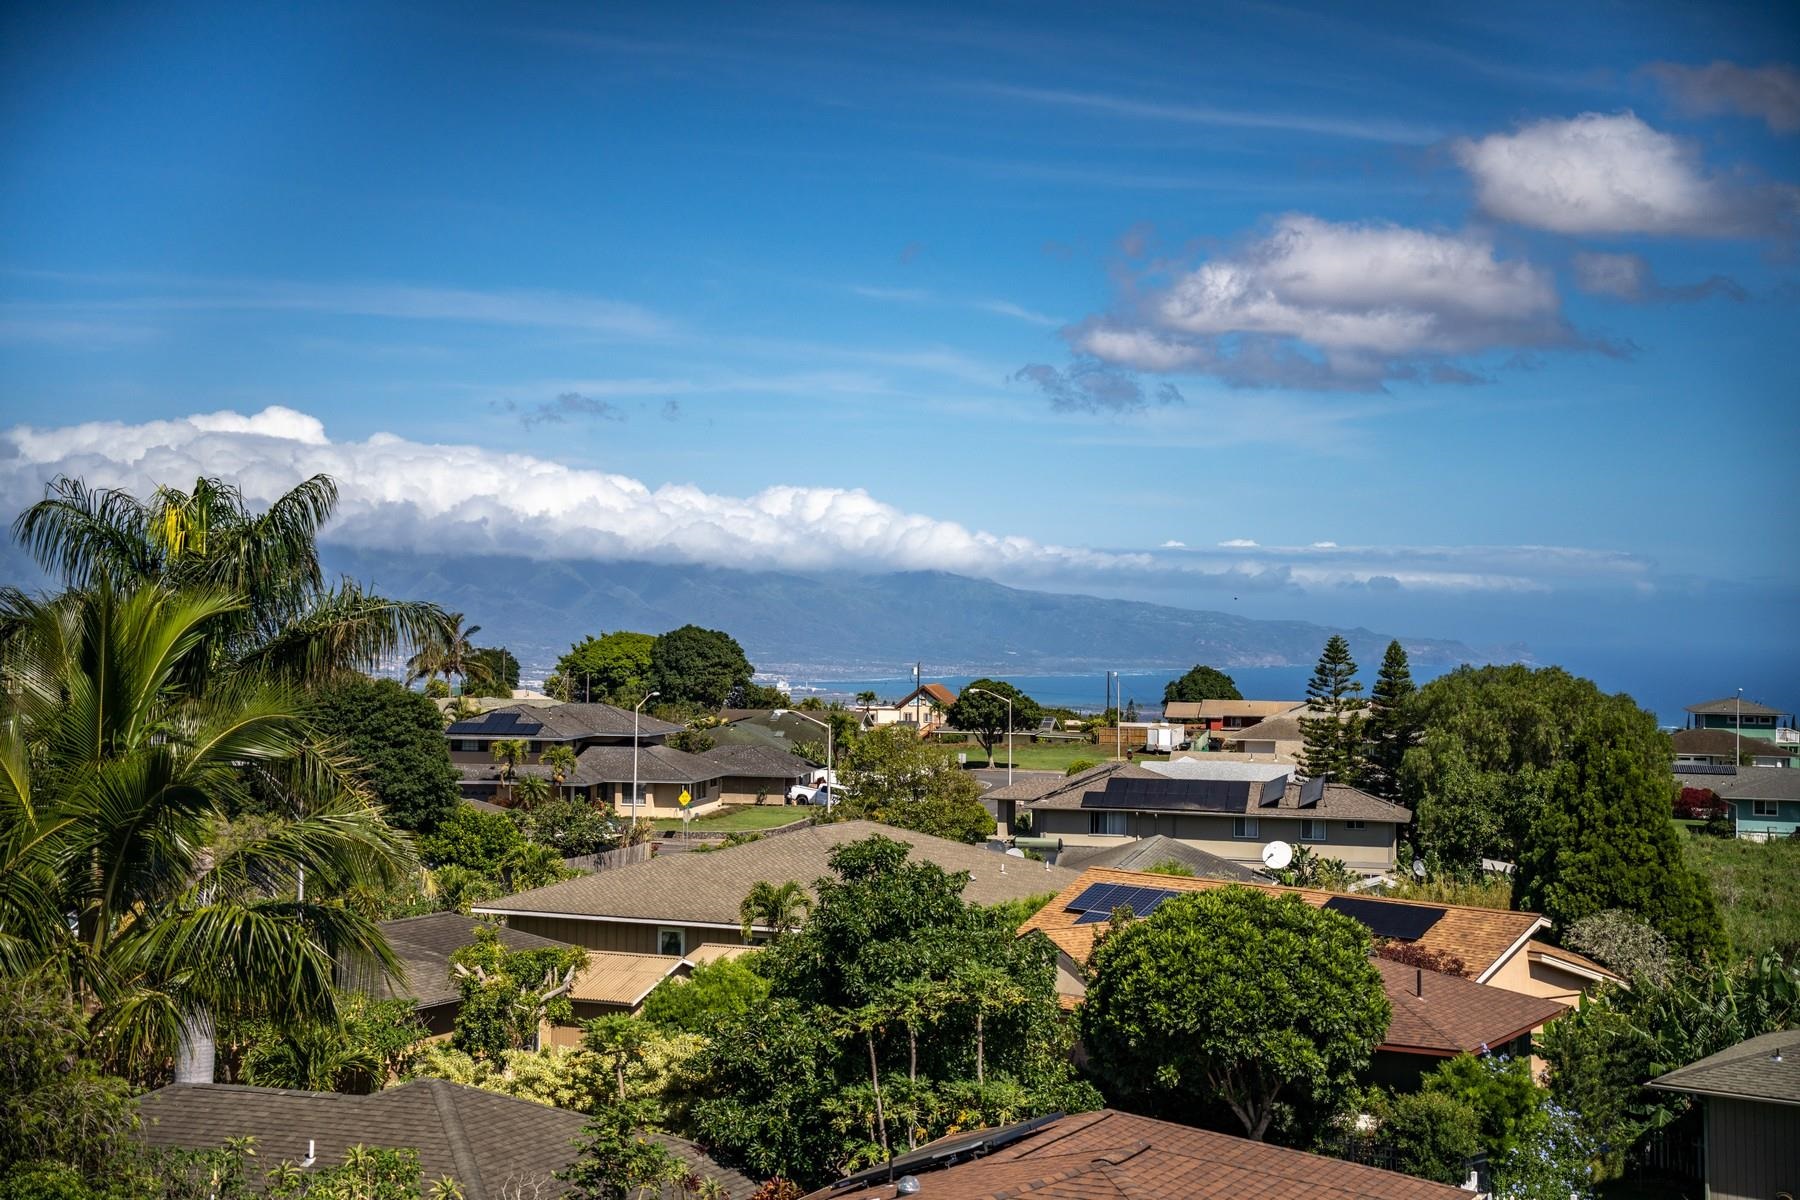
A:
1695,714,1784,737
1730,798,1800,840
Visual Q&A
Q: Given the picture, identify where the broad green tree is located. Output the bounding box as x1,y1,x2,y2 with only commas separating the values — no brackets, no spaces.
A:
1297,635,1366,783
463,646,519,698
649,625,754,709
555,631,656,704
945,679,1042,764
309,678,460,833
1162,665,1242,705
1358,640,1416,800
832,727,995,843
641,956,771,1034
1078,886,1389,1141
1514,706,1722,958
1399,664,1669,871
448,926,585,1064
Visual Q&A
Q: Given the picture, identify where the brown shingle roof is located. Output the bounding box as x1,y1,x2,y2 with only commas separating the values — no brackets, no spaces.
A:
1525,940,1622,985
1685,697,1788,718
1651,1030,1800,1106
446,702,682,741
1056,834,1271,883
1374,957,1566,1055
1162,699,1304,722
701,744,817,779
361,914,578,1011
135,1080,753,1199
1019,867,1545,984
477,820,1079,927
804,1108,1466,1200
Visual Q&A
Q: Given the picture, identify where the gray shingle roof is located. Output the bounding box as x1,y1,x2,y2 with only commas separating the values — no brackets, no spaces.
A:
360,914,577,1011
1676,765,1800,802
446,702,682,741
1056,834,1273,883
135,1080,754,1199
1685,697,1789,718
701,744,818,779
1650,1030,1800,1106
477,820,1079,926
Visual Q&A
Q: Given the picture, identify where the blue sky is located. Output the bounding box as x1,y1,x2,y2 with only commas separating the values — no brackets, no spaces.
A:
1,0,1796,668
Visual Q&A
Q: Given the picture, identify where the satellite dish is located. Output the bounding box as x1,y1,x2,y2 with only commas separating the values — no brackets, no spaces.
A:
1261,840,1293,870
1412,859,1427,879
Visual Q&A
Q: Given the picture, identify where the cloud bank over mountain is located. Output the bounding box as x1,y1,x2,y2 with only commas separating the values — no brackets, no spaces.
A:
2,406,1657,599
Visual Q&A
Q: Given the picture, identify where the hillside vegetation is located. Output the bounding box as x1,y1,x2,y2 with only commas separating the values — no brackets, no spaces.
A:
1682,833,1800,960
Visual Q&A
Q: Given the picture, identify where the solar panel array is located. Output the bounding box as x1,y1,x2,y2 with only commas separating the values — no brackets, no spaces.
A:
1322,895,1447,941
1066,881,1182,920
445,710,546,737
1087,775,1252,812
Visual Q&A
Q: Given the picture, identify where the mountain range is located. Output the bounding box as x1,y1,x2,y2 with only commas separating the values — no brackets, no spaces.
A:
317,548,1488,679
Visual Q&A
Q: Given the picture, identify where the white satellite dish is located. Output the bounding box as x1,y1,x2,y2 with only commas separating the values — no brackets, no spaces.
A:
1261,840,1293,870
1412,859,1427,880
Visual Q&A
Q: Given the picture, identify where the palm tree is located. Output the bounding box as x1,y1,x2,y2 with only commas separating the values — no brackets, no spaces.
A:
0,583,412,1078
406,612,492,696
511,775,551,812
11,474,445,686
541,744,578,788
490,738,529,805
738,880,811,943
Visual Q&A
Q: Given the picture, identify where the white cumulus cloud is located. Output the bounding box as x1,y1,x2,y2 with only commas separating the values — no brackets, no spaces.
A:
1058,215,1574,389
1454,112,1797,236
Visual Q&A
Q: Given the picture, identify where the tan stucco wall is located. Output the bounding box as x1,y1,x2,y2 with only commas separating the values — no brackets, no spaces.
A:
716,774,801,805
1032,811,1399,872
613,778,723,817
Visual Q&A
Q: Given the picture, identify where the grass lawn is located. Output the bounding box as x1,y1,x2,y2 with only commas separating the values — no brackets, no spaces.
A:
650,805,811,833
950,741,1168,773
1682,829,1800,958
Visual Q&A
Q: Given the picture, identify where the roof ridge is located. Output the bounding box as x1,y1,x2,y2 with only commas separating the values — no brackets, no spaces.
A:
424,1078,487,1199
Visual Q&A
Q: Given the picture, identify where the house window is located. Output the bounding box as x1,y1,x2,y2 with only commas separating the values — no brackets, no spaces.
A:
1300,820,1326,842
1753,800,1780,818
1089,812,1126,836
657,928,685,956
1345,820,1367,830
1233,817,1259,839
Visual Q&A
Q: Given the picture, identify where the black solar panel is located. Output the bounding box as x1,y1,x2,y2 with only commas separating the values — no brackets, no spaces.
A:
1087,776,1252,812
445,709,545,737
1067,882,1179,919
1073,910,1113,925
1323,896,1447,941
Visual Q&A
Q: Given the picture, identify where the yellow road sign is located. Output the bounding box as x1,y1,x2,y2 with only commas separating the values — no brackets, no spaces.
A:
678,788,692,808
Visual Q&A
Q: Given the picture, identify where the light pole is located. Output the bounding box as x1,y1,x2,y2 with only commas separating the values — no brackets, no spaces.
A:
633,691,660,827
775,708,834,811
1737,687,1743,769
968,686,1014,787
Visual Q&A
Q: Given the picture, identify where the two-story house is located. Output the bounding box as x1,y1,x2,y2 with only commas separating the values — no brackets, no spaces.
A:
1683,697,1799,767
1009,759,1411,876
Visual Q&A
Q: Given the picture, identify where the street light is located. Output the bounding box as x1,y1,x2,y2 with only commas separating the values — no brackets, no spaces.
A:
774,708,834,811
633,691,660,827
967,686,1014,787
1737,687,1743,769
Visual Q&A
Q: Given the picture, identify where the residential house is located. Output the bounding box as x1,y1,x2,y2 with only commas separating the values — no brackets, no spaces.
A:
1200,704,1354,762
135,1079,753,1199
889,682,958,731
699,744,818,805
475,820,1079,956
1673,727,1799,769
1650,1030,1800,1200
353,913,582,1038
543,944,763,1045
1020,866,1613,1010
1160,698,1303,735
803,1108,1469,1200
446,703,725,817
1685,695,1798,743
1677,766,1800,841
1003,760,1410,876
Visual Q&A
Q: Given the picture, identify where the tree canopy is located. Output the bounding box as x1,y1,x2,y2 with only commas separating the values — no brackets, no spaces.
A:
945,679,1042,761
1162,665,1242,704
554,631,656,704
308,678,460,833
1078,886,1389,1142
1401,664,1673,871
831,727,995,843
1513,704,1722,958
649,625,754,709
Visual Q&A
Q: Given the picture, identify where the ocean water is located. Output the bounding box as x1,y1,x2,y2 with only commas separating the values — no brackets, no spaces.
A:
794,646,1795,729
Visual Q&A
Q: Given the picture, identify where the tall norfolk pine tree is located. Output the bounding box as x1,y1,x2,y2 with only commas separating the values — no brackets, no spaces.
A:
1359,640,1417,800
1297,635,1367,782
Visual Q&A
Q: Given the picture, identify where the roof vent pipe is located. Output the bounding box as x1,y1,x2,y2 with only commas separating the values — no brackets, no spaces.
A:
1416,968,1423,998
